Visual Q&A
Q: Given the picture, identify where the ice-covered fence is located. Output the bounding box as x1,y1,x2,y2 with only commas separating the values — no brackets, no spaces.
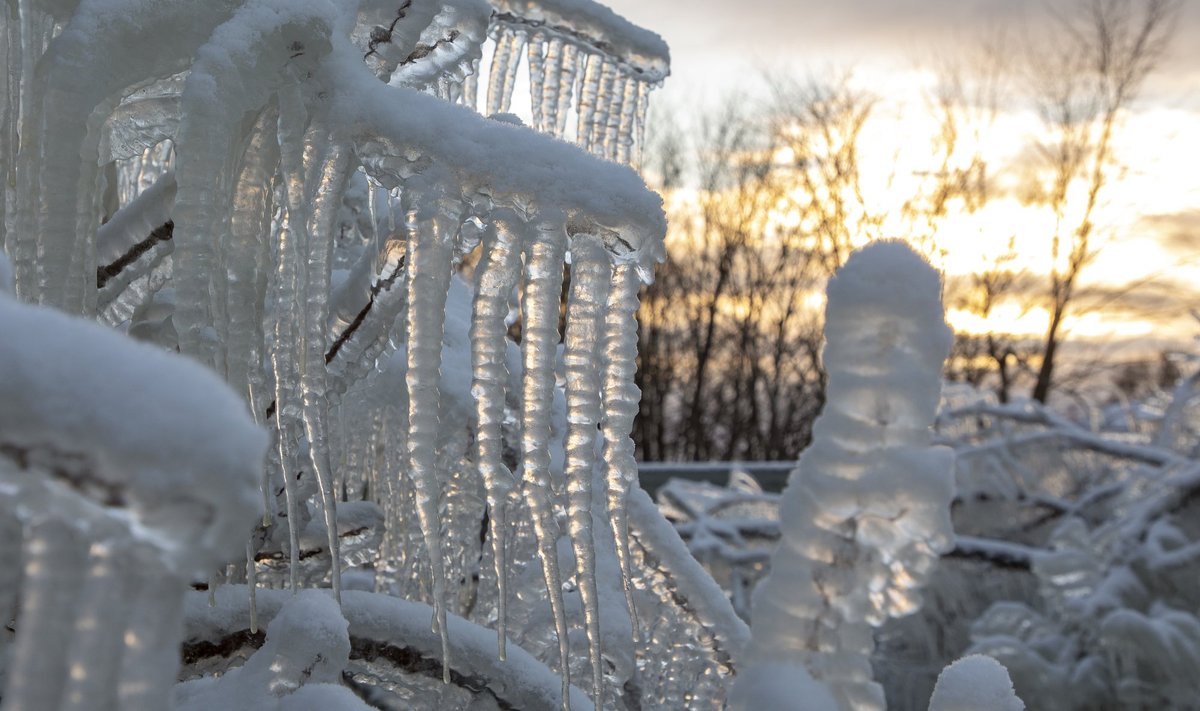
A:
730,241,957,711
0,254,265,711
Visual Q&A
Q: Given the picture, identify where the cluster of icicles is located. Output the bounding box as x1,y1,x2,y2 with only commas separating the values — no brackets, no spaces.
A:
1,0,671,708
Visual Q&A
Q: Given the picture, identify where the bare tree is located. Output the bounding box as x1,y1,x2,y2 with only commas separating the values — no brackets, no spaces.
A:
1027,0,1181,403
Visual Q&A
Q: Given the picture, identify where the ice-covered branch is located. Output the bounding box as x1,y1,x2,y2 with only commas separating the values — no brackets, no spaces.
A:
731,241,956,711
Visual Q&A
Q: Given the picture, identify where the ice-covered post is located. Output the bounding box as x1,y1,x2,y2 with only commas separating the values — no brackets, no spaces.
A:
729,240,957,711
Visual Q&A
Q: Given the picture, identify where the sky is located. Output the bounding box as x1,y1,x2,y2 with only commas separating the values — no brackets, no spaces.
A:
602,0,1200,350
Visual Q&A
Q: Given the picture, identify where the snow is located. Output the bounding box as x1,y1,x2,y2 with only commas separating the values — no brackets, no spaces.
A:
928,655,1025,711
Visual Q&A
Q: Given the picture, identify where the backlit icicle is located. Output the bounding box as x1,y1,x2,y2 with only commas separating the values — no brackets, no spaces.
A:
575,52,602,151
403,175,460,683
613,76,639,163
539,36,566,133
3,517,88,711
270,91,309,593
590,62,617,158
527,34,547,131
498,29,526,113
634,81,651,166
562,235,612,705
600,261,642,637
521,212,573,708
224,107,278,406
462,56,481,110
470,210,523,659
298,133,351,603
486,28,518,115
554,43,579,137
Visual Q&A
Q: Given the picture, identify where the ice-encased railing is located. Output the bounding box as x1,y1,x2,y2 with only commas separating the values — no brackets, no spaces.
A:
0,0,744,709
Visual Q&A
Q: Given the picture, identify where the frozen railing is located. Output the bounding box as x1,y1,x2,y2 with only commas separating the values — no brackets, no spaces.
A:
0,1,757,710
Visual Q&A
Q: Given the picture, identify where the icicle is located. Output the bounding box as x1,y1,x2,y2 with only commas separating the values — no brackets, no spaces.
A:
555,44,579,138
403,174,460,683
589,62,617,158
62,541,135,711
575,52,602,152
600,262,643,638
539,36,565,133
527,34,547,132
9,0,42,301
499,29,526,114
563,235,613,705
470,210,523,659
615,78,640,165
248,539,259,635
634,81,651,167
225,107,279,406
270,89,309,594
486,28,517,115
520,212,573,709
462,56,481,111
208,571,218,606
3,517,88,711
298,132,352,604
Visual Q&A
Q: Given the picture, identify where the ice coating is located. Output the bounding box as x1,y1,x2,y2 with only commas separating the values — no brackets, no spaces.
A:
928,655,1025,711
562,235,612,702
731,240,957,711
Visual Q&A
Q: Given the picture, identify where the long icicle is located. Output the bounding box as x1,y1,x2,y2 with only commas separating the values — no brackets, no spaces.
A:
600,262,643,638
61,540,135,711
562,235,612,705
298,131,351,603
520,212,573,710
270,89,308,593
403,175,458,683
469,209,523,660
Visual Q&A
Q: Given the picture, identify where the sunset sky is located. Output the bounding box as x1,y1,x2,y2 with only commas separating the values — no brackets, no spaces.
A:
605,0,1200,349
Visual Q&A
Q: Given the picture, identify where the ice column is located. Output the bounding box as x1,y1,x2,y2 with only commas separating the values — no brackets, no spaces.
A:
731,240,957,711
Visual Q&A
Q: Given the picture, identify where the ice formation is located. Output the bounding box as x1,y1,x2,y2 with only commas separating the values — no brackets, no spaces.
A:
0,0,740,709
730,241,957,711
0,253,265,710
928,655,1025,711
